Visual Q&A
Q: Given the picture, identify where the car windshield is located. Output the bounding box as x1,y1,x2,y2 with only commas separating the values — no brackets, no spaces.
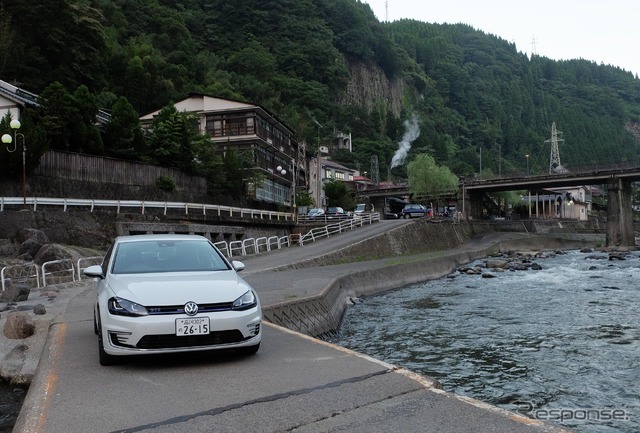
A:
111,239,230,274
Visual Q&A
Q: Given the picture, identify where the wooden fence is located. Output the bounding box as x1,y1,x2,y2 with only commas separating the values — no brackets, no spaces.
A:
32,150,207,193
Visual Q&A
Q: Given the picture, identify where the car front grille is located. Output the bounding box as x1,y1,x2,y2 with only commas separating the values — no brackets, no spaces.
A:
146,302,234,315
132,330,250,349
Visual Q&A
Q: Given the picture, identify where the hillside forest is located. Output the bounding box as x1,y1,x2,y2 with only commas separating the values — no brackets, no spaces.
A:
1,0,640,203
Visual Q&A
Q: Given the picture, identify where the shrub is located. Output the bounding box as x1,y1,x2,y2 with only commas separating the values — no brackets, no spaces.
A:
155,176,177,192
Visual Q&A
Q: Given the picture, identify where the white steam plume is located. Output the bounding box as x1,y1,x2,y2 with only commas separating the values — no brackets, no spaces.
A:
390,113,420,169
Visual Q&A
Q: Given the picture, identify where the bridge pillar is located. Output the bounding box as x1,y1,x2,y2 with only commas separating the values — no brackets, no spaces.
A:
467,190,484,220
606,177,635,248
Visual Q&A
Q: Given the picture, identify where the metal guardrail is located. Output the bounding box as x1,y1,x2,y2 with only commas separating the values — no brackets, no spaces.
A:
0,196,293,221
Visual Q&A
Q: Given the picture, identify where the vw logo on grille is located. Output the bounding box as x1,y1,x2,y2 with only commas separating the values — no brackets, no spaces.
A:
184,301,199,316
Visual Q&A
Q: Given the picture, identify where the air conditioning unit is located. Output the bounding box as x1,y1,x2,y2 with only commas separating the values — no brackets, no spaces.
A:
319,146,329,154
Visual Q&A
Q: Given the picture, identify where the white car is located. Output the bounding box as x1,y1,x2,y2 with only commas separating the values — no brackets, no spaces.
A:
306,208,325,218
84,234,262,366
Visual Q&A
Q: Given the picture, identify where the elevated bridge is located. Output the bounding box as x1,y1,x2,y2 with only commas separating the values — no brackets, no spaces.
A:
462,163,640,248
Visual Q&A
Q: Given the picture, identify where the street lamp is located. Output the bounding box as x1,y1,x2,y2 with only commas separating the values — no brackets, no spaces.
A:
2,119,27,208
525,154,530,176
277,164,296,218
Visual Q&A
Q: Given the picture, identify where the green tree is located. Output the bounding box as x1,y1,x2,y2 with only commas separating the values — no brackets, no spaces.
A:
104,97,146,160
146,105,196,172
323,179,354,210
0,0,107,90
407,154,459,200
72,85,104,155
190,130,225,197
38,82,79,151
218,149,265,205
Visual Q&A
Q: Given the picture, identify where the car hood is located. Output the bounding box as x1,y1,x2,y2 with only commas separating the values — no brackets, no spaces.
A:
106,271,253,305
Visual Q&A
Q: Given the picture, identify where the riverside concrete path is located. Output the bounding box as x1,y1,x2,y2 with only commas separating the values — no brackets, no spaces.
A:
14,223,572,433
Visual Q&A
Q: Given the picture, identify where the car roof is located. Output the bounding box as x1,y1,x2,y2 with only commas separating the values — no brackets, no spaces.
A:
114,234,209,244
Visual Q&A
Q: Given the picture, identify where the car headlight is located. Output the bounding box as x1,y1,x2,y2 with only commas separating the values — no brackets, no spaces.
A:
232,290,257,311
108,297,149,317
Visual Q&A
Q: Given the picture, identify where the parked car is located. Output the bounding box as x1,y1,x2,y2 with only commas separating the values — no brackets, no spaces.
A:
306,208,325,218
325,207,346,218
354,203,367,215
402,204,427,219
84,234,262,366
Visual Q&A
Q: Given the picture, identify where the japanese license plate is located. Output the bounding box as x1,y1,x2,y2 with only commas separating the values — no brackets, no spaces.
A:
176,317,210,336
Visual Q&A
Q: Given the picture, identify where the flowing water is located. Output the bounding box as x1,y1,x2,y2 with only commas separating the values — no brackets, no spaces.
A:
0,384,26,432
333,250,640,433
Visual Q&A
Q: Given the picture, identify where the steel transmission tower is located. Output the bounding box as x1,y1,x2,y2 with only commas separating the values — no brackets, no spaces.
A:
545,122,565,174
370,155,380,185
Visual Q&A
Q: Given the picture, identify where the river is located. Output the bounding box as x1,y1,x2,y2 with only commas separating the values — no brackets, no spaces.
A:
332,249,639,433
0,384,25,432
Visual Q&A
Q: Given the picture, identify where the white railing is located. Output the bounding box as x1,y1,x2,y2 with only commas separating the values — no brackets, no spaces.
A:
295,212,379,224
0,196,292,221
298,213,380,246
0,263,40,291
213,241,229,257
41,259,76,287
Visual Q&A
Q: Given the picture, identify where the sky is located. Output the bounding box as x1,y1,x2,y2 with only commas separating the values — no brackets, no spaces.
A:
363,0,639,77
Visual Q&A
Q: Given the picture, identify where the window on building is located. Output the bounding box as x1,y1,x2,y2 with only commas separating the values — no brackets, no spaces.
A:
206,113,255,137
335,172,345,181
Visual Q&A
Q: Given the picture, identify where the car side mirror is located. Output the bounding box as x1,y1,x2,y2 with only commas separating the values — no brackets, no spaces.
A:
231,260,245,272
83,265,105,279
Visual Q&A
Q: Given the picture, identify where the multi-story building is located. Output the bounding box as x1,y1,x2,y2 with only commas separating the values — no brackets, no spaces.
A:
309,157,357,207
140,93,306,208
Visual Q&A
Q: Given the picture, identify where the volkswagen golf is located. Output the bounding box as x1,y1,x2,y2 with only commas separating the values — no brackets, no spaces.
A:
84,234,262,365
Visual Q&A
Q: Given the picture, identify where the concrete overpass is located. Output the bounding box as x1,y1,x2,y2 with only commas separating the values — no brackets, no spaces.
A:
462,163,640,247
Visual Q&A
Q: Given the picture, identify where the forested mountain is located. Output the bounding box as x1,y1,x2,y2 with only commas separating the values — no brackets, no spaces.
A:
1,0,639,182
